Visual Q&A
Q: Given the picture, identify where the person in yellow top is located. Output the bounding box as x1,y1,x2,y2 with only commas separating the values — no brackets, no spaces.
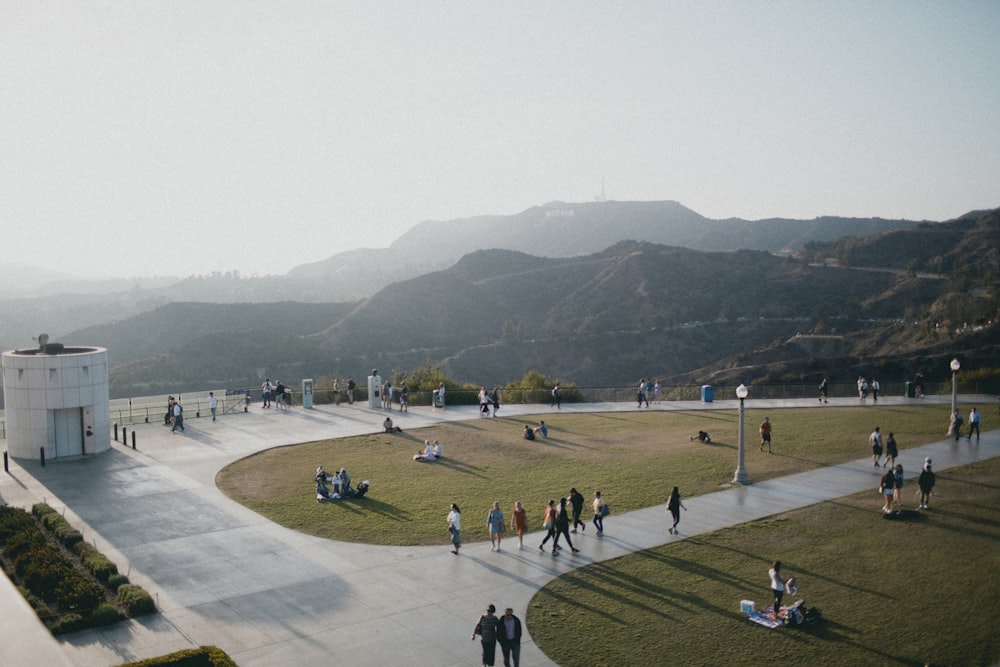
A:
759,416,772,453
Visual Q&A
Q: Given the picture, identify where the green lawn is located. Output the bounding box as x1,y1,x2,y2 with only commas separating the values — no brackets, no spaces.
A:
216,403,996,665
217,405,952,546
528,457,1000,667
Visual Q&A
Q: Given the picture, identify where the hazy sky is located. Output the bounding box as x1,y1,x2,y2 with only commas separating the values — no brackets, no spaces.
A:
2,1,998,279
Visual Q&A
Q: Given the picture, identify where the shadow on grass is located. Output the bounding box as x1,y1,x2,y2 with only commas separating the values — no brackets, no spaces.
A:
433,458,488,477
318,497,410,521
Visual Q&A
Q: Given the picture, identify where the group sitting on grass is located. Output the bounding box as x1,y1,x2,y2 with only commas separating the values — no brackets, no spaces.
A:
414,439,443,462
523,421,548,440
316,465,370,500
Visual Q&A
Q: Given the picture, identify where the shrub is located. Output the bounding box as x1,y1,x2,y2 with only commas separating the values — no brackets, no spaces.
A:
51,613,84,635
118,584,157,617
54,572,106,613
119,645,239,667
108,573,130,589
88,603,124,627
73,540,118,582
57,528,84,549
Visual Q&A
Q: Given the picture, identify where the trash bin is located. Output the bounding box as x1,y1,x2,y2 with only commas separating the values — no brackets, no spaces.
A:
701,385,714,403
904,381,915,398
433,389,444,408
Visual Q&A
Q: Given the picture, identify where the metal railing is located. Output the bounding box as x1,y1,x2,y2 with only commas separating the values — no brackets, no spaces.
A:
1,380,997,437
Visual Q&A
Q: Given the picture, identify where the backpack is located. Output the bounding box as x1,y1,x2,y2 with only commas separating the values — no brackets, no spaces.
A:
601,503,610,517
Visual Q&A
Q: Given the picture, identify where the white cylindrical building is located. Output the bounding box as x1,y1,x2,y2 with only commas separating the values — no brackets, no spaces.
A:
2,343,110,459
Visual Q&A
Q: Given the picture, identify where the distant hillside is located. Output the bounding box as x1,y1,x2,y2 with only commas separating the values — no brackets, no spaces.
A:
288,200,928,299
1,200,936,353
51,207,1000,399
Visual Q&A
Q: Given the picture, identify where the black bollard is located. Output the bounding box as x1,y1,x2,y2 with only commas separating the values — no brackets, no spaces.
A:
131,430,137,450
40,447,45,467
114,423,119,441
122,426,127,445
3,451,8,473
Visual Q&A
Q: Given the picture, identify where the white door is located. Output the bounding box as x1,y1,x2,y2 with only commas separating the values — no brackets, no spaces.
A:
53,408,84,458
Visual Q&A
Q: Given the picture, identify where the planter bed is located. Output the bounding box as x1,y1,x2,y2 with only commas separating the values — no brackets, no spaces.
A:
0,503,157,635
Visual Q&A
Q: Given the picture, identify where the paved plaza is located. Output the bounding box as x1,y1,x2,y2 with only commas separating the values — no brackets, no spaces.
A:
1,395,997,666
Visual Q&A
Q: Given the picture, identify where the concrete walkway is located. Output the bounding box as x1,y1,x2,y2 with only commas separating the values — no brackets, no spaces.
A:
1,395,996,667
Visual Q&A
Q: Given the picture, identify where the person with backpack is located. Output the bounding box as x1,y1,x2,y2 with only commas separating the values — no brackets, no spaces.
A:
592,490,607,536
346,376,356,404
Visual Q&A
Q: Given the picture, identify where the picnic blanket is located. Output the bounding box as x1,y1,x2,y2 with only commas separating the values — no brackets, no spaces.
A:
747,611,782,629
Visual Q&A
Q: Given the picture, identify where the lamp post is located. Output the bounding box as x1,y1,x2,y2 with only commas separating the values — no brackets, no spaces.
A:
733,384,750,485
950,358,960,416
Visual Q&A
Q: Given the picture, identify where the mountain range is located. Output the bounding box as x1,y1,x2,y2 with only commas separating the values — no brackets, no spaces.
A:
2,202,997,400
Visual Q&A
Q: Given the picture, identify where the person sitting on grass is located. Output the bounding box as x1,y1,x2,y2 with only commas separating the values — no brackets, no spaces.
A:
414,440,437,462
690,431,711,443
534,421,548,438
383,417,403,433
316,479,338,502
433,440,443,458
523,424,536,441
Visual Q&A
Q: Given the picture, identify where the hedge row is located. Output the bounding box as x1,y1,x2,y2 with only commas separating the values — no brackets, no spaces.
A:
119,645,238,667
0,503,157,634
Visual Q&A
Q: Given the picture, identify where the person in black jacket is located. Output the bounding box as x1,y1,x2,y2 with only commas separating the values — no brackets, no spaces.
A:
552,497,580,554
498,607,523,667
568,488,586,533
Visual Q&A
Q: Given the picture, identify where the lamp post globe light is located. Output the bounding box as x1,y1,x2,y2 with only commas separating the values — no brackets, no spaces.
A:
950,358,961,415
732,384,750,485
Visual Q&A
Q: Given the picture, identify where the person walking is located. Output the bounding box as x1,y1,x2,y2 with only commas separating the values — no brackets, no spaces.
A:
448,503,462,555
637,378,648,408
768,561,789,619
551,497,580,554
538,500,558,552
880,467,898,514
818,377,829,403
487,501,505,552
208,391,218,421
568,487,586,533
759,417,773,453
490,386,501,417
551,383,561,409
510,500,527,549
918,458,936,510
498,607,522,667
883,432,898,468
592,490,606,536
171,399,185,432
666,486,687,534
967,407,981,442
949,408,963,440
471,604,501,667
869,426,883,466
